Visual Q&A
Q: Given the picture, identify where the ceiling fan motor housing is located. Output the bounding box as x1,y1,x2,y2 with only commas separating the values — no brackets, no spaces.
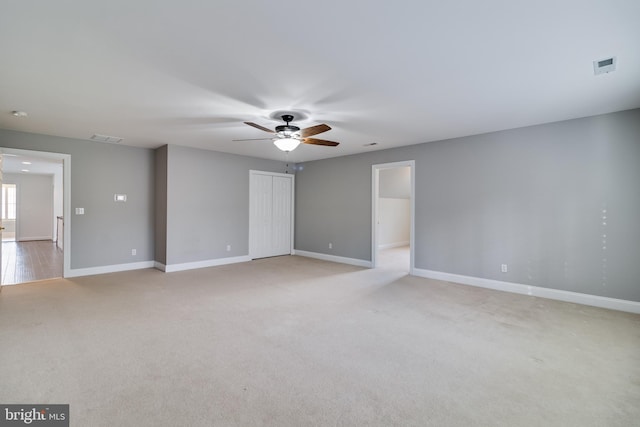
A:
275,124,300,137
275,114,300,137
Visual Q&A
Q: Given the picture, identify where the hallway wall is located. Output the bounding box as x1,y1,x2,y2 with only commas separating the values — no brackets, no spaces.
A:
4,173,53,241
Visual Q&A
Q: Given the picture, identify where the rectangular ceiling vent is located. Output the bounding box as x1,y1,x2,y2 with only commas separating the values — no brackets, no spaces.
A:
90,134,123,144
593,57,616,75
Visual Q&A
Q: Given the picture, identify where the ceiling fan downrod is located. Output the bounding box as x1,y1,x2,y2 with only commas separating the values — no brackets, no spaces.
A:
281,114,294,125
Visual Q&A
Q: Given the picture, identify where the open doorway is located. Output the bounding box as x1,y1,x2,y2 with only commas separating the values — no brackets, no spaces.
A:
1,149,67,285
372,161,415,273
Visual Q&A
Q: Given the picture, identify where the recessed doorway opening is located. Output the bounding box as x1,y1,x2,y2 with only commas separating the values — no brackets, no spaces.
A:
0,148,70,287
372,161,415,273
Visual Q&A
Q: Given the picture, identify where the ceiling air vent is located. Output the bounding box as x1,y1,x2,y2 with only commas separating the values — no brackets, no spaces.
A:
593,57,616,75
90,134,123,143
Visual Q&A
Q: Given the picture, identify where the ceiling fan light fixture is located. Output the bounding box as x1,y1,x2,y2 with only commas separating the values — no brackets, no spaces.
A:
273,138,301,152
239,115,337,150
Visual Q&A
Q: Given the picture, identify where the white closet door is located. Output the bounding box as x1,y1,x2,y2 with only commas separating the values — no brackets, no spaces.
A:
250,173,273,259
272,176,292,256
249,172,294,259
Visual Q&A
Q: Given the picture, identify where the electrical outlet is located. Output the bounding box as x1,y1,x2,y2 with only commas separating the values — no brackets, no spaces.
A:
329,243,333,249
226,245,231,252
131,249,136,256
501,264,508,273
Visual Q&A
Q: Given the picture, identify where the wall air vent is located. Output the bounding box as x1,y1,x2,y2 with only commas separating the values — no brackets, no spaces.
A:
90,134,123,143
593,57,616,75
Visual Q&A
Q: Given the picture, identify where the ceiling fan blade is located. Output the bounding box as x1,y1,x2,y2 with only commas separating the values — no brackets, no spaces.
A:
303,137,339,147
300,123,331,137
233,137,274,142
244,122,274,133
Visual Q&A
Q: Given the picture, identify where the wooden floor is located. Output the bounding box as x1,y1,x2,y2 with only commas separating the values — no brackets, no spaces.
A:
1,240,63,285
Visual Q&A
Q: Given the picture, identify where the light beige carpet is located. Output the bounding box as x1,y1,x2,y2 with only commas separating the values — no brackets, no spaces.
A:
0,255,639,426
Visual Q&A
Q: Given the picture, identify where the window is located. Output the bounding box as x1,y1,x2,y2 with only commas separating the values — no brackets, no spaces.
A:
2,184,16,220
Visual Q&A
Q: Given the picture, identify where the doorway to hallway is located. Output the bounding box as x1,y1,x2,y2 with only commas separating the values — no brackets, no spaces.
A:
372,161,415,273
0,148,68,286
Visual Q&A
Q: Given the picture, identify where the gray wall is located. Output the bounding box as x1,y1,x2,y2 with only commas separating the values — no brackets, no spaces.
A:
2,109,638,302
154,145,168,264
295,109,640,302
164,145,286,265
0,129,155,269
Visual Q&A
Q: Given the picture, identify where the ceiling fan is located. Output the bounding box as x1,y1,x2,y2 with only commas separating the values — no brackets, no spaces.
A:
235,114,339,152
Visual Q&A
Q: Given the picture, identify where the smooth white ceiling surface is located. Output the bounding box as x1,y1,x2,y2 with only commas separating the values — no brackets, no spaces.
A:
1,1,638,162
2,153,62,175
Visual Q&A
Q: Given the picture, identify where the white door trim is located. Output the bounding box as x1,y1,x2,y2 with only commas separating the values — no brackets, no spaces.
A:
249,170,295,259
371,161,415,273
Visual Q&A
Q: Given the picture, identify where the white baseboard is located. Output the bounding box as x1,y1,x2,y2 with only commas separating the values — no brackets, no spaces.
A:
157,255,251,273
378,241,409,250
66,261,155,278
412,268,640,314
18,236,53,242
293,250,372,268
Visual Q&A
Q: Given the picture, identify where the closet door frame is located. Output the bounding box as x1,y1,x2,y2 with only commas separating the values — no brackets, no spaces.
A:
249,170,295,259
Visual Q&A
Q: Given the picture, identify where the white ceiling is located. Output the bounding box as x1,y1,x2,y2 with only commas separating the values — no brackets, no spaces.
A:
1,1,638,163
2,153,62,175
